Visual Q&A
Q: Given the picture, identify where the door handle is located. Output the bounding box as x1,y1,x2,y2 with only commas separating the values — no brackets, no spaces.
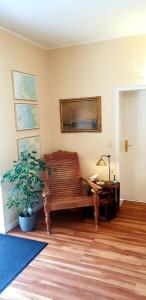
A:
124,140,133,152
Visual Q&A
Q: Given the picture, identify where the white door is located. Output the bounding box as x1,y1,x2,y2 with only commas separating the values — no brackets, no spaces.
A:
119,89,146,203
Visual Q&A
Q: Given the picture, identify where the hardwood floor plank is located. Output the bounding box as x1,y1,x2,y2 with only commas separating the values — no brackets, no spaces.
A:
1,201,146,299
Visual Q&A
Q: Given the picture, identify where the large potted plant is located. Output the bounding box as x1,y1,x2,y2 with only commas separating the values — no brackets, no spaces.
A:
1,150,48,231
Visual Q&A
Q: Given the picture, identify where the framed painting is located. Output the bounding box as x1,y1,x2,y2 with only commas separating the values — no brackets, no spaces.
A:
15,103,39,131
60,96,102,132
12,70,37,100
17,136,40,158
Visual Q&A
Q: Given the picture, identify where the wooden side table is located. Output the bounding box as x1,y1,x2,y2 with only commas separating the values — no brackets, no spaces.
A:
100,182,120,212
87,182,120,221
98,190,116,221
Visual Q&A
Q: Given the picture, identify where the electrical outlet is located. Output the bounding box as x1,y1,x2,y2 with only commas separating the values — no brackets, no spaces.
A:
106,141,112,148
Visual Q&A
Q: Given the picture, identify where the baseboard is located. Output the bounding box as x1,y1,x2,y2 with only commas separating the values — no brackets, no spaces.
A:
5,218,19,233
125,199,146,204
0,228,6,234
120,199,146,204
5,203,43,233
120,198,124,206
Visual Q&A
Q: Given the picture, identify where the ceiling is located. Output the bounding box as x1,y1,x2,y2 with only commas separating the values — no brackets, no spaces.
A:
0,0,146,49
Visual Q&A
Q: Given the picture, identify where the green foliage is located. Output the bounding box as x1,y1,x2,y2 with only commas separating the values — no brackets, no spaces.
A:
1,150,48,217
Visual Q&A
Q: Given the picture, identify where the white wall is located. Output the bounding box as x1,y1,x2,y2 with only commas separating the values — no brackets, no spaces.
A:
0,29,51,232
47,34,146,179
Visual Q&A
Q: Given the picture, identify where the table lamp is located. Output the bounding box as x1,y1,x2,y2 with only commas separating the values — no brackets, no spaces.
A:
96,154,112,184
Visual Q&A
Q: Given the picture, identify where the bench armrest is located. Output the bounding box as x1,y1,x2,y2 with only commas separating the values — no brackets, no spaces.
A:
81,177,101,193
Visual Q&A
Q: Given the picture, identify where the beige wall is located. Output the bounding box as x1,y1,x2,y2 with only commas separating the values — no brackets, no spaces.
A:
0,29,51,231
47,35,146,179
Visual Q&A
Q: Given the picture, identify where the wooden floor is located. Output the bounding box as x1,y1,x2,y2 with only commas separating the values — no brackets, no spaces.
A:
1,201,146,300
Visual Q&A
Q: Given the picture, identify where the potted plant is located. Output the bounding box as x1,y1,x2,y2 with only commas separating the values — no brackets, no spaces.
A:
1,150,48,231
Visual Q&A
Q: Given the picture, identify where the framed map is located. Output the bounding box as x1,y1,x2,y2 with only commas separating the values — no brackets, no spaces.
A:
12,71,37,100
17,136,40,158
15,103,39,130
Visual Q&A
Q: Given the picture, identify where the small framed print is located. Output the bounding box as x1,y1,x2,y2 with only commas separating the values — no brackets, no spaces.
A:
17,136,41,158
12,70,37,101
15,103,39,131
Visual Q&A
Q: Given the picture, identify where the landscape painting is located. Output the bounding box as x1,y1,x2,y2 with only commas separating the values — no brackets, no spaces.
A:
17,136,40,158
60,97,101,132
12,71,37,100
15,103,39,130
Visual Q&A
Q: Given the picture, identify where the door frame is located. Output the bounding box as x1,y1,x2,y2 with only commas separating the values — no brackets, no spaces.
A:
0,186,5,233
114,84,146,181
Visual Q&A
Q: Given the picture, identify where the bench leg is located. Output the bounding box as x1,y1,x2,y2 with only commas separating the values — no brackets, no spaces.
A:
45,211,51,234
94,194,99,230
44,198,51,234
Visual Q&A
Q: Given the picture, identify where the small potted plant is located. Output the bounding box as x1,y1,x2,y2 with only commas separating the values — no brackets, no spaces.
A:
1,149,48,231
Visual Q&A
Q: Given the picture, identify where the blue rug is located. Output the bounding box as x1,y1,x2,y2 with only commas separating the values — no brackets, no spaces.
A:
0,234,47,293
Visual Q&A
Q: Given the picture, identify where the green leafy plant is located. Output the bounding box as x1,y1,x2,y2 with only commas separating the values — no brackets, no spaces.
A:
1,150,48,217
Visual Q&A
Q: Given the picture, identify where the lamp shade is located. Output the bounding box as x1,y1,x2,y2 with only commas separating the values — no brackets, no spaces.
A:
96,158,107,166
96,154,112,183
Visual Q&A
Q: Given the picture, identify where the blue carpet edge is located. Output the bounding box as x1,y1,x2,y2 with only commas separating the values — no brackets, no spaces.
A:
0,234,48,294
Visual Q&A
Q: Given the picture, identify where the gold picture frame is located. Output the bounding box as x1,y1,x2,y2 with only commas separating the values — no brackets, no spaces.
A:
60,96,102,132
